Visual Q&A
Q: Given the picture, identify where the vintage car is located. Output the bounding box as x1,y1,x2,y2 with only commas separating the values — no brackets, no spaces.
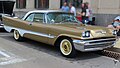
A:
0,0,15,28
2,10,117,57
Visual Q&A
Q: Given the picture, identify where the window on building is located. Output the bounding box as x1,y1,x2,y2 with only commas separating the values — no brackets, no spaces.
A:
61,0,82,8
16,0,26,9
35,0,49,9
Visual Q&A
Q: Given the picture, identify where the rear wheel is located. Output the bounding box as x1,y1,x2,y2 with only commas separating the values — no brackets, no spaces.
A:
58,38,76,58
13,30,23,41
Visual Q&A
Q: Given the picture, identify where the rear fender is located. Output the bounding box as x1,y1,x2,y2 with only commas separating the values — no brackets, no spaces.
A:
4,25,23,37
4,25,14,32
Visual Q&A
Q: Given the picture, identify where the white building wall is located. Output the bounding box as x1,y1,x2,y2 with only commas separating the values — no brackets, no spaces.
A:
14,0,35,11
49,0,60,10
83,0,120,14
26,0,35,9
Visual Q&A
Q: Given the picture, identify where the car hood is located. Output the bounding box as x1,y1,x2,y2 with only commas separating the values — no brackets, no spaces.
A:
0,0,15,15
53,23,108,31
52,23,114,38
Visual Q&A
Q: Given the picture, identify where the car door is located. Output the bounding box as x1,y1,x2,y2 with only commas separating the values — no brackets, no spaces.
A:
24,13,48,44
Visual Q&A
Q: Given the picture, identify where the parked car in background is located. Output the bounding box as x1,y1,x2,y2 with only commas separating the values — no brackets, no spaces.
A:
0,0,15,28
2,10,117,57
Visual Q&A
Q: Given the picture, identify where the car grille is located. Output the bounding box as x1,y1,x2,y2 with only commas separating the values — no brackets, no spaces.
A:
83,37,116,49
84,42,114,49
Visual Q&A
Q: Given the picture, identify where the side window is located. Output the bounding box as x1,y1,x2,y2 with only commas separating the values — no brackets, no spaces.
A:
33,13,44,23
55,15,63,23
25,14,34,22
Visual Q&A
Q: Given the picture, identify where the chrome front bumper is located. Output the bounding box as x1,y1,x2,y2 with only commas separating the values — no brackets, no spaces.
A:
73,38,117,52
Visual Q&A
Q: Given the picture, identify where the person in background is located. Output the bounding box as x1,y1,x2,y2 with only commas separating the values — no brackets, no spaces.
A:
61,2,69,12
85,2,94,25
69,3,76,16
81,3,88,24
108,16,120,29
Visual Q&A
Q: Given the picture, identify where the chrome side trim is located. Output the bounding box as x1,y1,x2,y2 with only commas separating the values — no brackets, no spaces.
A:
4,25,55,38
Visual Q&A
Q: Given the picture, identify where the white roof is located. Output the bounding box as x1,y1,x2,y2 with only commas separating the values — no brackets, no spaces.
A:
22,10,71,20
28,10,66,14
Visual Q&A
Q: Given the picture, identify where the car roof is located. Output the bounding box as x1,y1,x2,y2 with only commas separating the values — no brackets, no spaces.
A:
22,10,73,20
28,10,71,14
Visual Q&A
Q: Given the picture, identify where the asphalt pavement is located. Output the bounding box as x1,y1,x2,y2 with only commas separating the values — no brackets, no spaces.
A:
0,30,120,68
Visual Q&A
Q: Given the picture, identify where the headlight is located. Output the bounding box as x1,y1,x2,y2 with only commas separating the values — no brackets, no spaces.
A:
82,31,90,37
112,30,117,35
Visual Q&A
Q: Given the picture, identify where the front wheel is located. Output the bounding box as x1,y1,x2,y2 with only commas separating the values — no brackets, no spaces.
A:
59,38,76,58
13,30,23,41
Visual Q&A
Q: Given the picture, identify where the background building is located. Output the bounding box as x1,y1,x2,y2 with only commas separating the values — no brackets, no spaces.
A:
83,0,120,26
14,0,120,26
14,0,82,10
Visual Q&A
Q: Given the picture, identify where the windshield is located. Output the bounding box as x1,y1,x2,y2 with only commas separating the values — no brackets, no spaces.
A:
47,13,81,24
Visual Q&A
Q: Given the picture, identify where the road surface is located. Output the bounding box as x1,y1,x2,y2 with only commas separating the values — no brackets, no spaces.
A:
0,31,120,68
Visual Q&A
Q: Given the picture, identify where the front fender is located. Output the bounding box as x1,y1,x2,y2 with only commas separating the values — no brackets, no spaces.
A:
57,34,82,40
53,34,82,45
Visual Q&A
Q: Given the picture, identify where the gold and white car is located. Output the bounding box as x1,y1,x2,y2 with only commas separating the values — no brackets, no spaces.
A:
2,10,117,57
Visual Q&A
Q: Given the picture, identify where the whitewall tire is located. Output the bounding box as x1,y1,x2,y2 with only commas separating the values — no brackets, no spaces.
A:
58,38,76,58
13,30,23,41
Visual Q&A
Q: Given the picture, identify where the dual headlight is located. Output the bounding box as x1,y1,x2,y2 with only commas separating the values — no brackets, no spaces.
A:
112,30,117,35
82,31,91,37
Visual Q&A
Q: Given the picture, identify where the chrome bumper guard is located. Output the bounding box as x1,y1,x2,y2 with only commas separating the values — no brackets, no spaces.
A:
73,38,116,52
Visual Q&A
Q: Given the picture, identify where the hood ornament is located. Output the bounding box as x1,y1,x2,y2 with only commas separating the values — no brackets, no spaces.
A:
96,30,107,34
76,27,86,30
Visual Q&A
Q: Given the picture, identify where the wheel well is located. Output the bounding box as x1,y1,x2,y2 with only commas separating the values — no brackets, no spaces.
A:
54,36,72,46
